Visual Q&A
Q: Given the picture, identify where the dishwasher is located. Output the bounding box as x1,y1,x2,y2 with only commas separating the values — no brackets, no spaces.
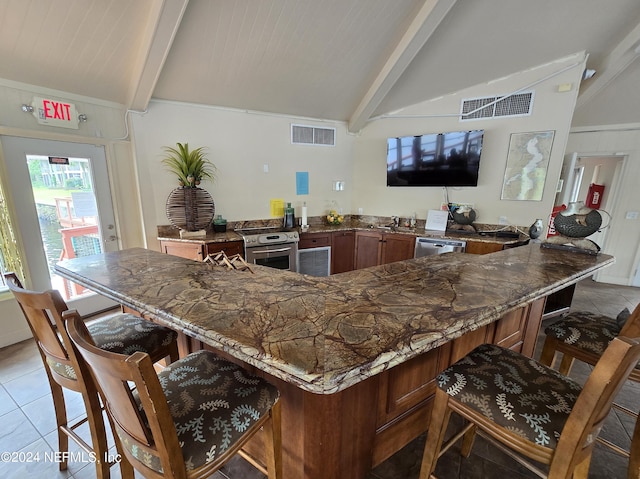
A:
414,237,466,257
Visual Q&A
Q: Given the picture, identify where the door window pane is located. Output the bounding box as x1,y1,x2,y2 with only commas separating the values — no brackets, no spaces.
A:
27,155,101,300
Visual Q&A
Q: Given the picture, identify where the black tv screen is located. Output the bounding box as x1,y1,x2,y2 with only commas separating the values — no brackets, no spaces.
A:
386,129,484,187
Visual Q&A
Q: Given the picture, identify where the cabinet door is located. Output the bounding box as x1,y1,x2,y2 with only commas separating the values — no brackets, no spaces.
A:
331,231,355,274
493,307,527,352
299,233,331,249
381,234,416,264
465,240,503,255
355,231,382,269
206,240,244,258
160,240,204,261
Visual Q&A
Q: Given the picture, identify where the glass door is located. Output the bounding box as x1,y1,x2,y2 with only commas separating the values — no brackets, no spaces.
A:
1,136,118,315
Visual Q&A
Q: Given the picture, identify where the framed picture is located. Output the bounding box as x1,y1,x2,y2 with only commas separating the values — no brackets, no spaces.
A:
501,130,555,201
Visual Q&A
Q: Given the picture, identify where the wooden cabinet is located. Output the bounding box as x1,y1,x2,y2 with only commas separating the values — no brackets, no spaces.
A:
373,343,449,465
299,231,355,274
299,232,331,249
381,234,415,265
465,238,529,255
371,298,545,465
354,231,416,269
160,240,204,261
160,239,243,261
206,240,243,257
331,230,355,274
464,240,504,255
355,231,382,269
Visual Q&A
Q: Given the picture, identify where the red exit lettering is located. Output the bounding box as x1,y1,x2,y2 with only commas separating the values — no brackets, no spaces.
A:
42,100,72,121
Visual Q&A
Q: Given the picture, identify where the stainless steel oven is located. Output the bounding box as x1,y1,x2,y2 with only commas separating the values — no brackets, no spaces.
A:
237,227,299,272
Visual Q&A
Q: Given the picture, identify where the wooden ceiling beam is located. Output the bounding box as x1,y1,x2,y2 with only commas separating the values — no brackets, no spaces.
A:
127,0,189,112
576,18,640,108
347,0,457,133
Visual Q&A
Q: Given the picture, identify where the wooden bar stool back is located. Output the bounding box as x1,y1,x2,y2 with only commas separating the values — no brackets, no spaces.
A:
539,303,640,477
65,309,283,479
3,272,179,479
419,336,640,479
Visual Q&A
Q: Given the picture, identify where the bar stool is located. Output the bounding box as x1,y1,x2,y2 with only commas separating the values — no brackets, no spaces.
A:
65,309,282,479
419,337,640,479
4,272,179,479
539,303,640,477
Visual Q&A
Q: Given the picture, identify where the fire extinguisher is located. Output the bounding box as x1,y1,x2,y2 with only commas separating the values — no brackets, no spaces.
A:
586,183,605,209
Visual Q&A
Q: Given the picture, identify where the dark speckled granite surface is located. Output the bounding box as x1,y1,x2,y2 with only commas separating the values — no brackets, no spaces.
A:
55,245,613,394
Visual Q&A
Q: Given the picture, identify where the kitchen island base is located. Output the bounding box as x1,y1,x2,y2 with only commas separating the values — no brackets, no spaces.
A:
169,297,545,479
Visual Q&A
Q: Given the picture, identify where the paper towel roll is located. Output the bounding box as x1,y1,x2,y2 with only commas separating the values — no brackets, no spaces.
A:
301,205,308,226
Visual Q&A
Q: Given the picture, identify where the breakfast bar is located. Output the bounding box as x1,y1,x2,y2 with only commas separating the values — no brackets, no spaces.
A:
55,245,614,479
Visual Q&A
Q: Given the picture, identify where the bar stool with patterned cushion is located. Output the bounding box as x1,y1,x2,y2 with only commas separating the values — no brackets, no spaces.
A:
4,272,179,479
539,303,640,476
419,336,640,479
65,309,282,479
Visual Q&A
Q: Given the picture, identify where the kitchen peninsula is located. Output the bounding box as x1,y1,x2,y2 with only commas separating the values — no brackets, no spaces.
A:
55,245,613,479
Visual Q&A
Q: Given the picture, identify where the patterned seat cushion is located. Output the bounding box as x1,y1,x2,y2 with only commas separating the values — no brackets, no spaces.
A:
47,314,177,382
437,343,582,449
88,313,177,356
119,350,280,474
544,311,621,356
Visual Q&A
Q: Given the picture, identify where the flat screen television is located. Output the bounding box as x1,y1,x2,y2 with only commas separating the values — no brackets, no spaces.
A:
386,129,484,187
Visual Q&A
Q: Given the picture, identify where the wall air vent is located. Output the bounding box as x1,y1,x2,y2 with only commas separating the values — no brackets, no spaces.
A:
291,124,336,146
460,91,534,121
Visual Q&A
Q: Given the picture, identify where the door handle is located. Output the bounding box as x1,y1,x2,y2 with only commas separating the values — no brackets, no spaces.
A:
252,247,291,254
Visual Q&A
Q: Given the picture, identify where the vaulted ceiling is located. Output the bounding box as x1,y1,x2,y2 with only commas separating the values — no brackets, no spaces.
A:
1,0,639,132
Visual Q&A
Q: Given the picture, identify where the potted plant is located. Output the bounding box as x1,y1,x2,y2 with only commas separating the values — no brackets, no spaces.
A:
163,142,216,232
162,142,216,187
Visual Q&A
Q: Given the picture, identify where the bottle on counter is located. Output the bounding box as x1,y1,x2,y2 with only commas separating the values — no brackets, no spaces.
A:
301,202,308,227
284,202,296,229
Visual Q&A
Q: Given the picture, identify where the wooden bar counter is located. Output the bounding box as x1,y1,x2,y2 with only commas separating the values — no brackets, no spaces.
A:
55,245,613,479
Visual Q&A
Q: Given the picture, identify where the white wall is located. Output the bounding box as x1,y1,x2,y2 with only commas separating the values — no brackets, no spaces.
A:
352,55,584,228
566,126,640,285
130,101,355,249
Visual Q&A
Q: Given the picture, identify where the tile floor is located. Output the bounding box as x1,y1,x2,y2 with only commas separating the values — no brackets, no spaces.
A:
1,278,639,479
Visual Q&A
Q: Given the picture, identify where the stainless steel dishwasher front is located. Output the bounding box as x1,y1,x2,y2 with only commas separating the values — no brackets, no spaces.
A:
414,237,466,257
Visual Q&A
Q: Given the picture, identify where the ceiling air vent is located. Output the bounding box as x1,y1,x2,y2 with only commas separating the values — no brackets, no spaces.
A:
291,124,336,146
460,91,534,121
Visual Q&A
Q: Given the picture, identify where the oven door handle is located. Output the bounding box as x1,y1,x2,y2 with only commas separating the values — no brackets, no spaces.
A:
250,246,293,254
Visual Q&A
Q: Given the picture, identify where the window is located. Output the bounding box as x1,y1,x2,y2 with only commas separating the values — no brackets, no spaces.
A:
0,178,24,288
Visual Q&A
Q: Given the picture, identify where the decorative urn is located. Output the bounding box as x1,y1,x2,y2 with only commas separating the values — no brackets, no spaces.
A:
162,142,216,232
553,202,602,238
528,219,544,239
451,205,476,225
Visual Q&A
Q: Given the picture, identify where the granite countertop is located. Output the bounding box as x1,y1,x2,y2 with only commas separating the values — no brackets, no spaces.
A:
157,225,242,244
298,221,528,245
157,218,529,246
55,245,613,394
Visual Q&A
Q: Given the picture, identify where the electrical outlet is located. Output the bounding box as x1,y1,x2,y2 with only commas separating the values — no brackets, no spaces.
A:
358,208,363,214
499,216,508,225
626,211,639,220
263,164,269,173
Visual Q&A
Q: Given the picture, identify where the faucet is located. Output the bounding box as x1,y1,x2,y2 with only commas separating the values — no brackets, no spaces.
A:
392,216,400,231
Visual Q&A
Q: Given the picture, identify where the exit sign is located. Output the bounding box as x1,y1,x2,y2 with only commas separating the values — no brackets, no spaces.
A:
31,97,79,129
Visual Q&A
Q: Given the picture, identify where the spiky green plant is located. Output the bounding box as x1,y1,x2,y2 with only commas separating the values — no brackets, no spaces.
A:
162,142,216,188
